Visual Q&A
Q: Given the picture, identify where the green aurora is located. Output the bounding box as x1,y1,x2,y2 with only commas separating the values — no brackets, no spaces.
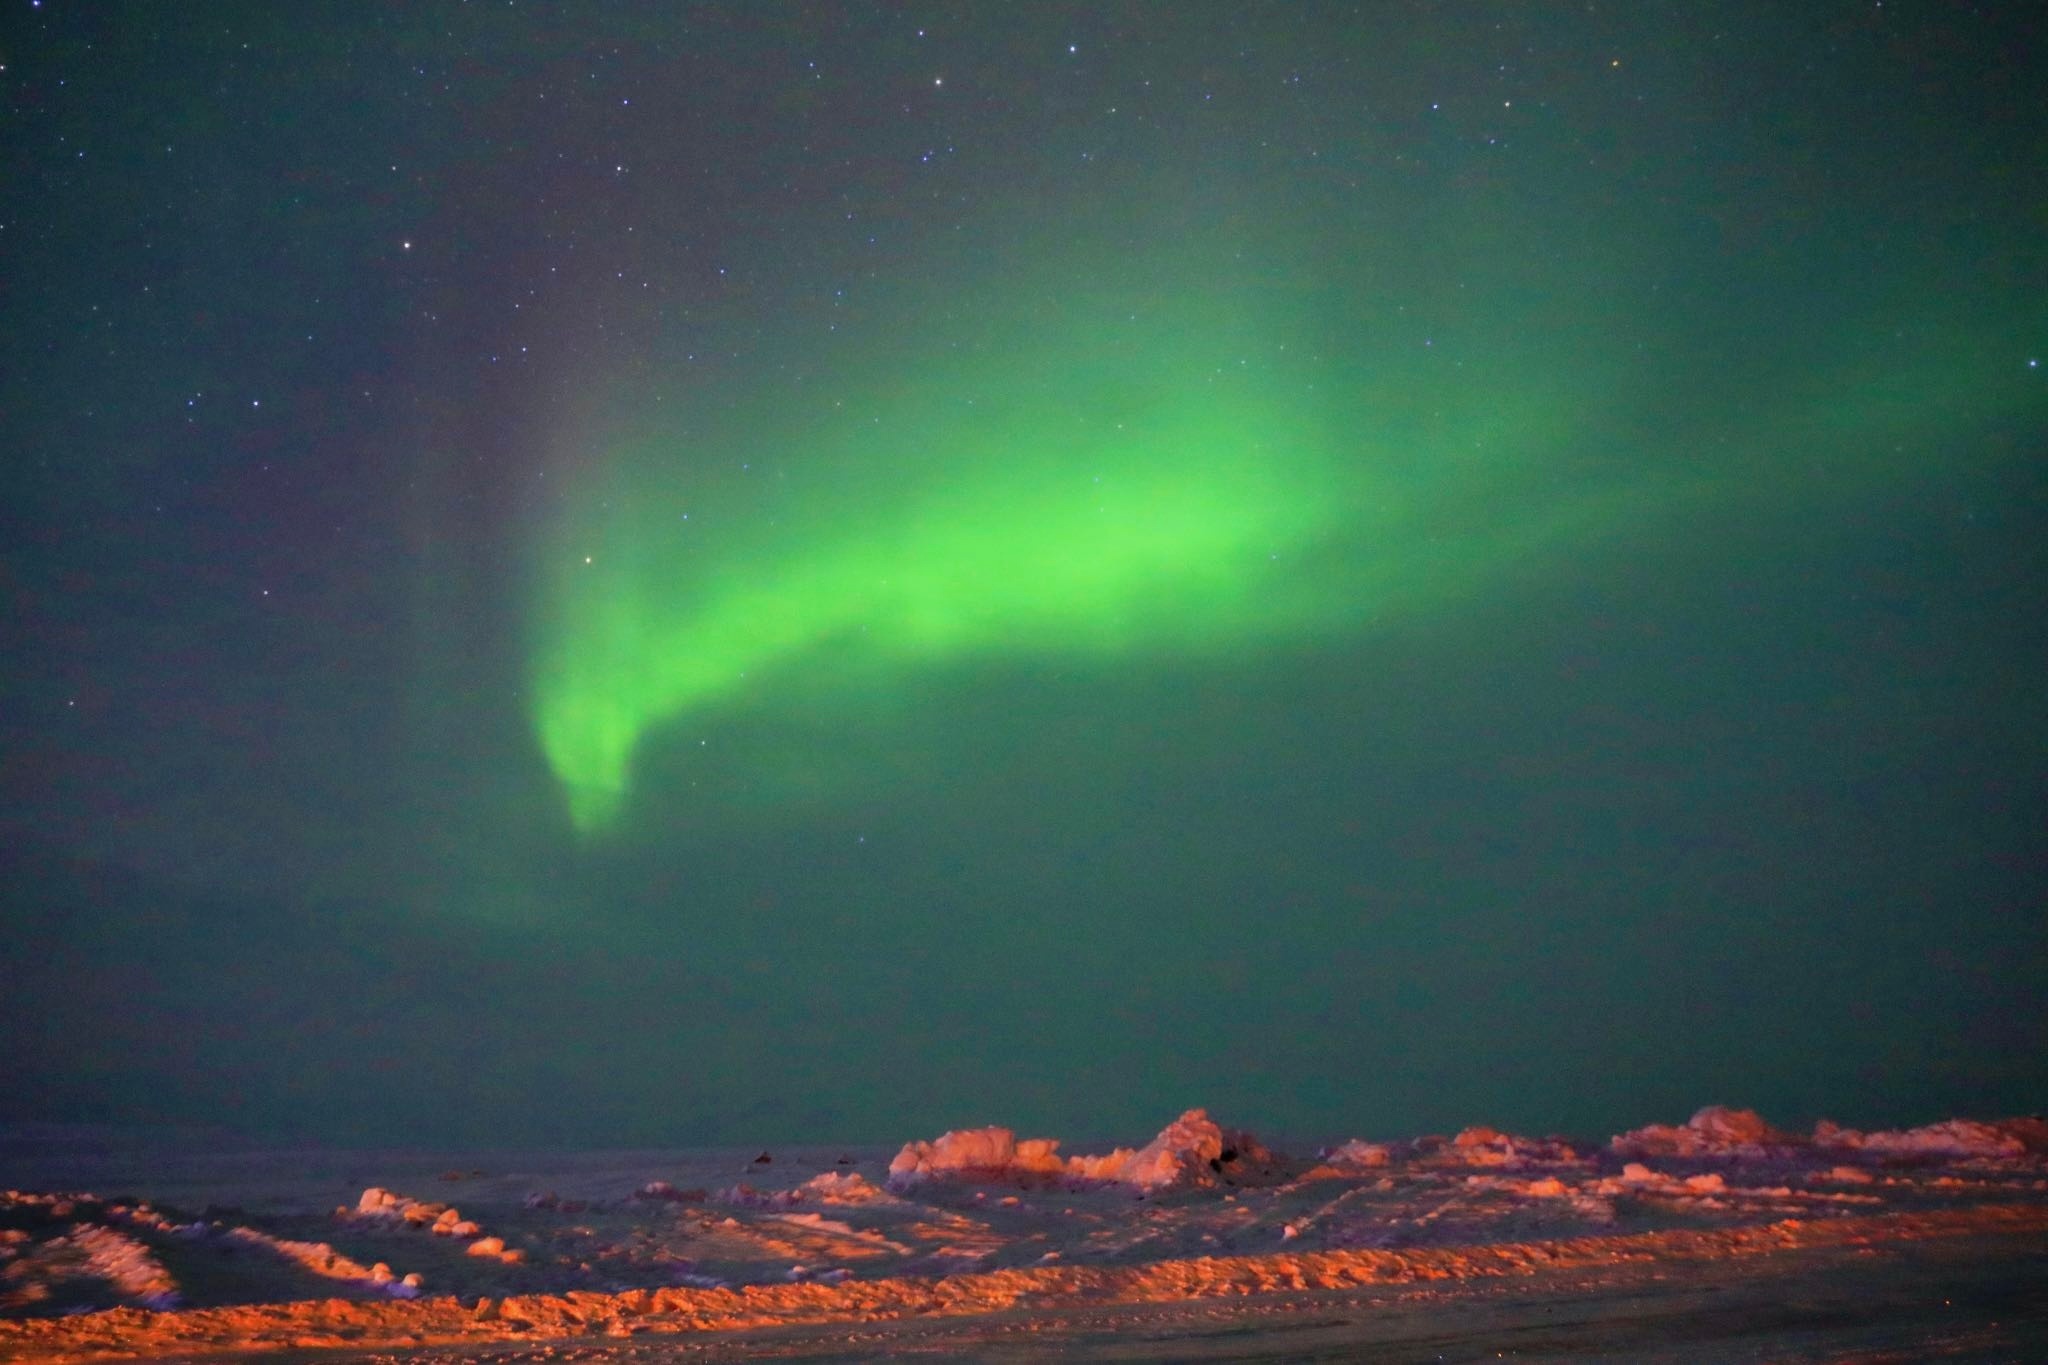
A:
528,262,2026,835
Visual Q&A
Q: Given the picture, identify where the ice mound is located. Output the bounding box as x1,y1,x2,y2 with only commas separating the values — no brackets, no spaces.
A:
348,1186,516,1261
799,1171,892,1204
1067,1108,1280,1189
1610,1106,1798,1158
352,1186,479,1237
1320,1139,1393,1169
888,1109,1278,1191
887,1127,1069,1188
714,1182,806,1209
634,1181,707,1204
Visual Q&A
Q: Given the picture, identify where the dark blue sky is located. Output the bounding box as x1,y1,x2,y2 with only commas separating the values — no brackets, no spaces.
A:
3,2,2043,1147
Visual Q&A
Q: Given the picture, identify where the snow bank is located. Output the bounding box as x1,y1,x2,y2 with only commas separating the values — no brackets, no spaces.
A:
634,1180,707,1204
715,1171,895,1209
64,1225,180,1310
1609,1106,1797,1158
1814,1117,2045,1161
799,1171,892,1205
1611,1109,2048,1164
0,1202,182,1314
888,1109,1278,1192
1431,1126,1582,1168
216,1225,429,1293
107,1197,430,1296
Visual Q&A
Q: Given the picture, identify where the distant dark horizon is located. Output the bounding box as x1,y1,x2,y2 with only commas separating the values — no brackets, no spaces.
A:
4,2,2043,1150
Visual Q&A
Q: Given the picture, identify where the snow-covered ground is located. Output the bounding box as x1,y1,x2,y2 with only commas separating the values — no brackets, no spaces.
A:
1,1106,2043,1361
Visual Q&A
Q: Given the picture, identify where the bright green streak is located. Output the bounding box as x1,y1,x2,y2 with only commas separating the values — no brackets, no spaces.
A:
528,276,2020,834
533,304,1375,831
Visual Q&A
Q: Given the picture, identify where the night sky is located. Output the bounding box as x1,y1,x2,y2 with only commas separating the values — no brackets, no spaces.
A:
4,3,2044,1149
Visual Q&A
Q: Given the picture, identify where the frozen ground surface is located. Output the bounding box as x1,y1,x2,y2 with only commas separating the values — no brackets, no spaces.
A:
1,1107,2043,1362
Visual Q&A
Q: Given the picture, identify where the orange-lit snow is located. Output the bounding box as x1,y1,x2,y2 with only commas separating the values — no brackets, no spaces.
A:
3,1106,2045,1359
